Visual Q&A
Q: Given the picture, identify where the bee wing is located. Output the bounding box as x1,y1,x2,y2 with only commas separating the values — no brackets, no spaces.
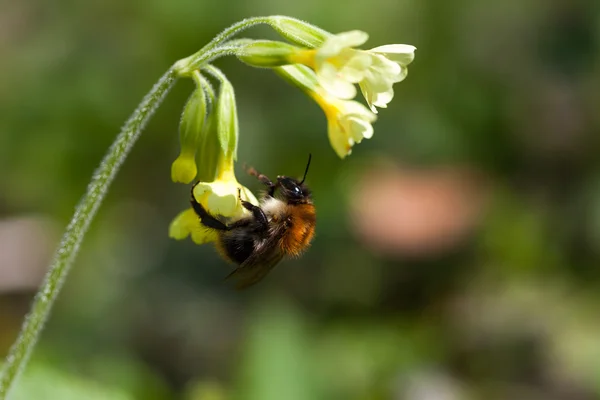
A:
225,234,284,290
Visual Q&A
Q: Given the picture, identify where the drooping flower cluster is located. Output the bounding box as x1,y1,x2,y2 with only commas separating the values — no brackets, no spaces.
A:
169,16,416,243
290,31,415,113
274,64,377,158
169,68,258,244
237,24,415,157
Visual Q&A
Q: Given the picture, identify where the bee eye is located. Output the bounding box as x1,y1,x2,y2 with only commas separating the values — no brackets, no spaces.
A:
280,177,303,198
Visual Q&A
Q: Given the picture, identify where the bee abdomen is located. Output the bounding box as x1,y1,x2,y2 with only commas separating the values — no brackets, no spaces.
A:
218,234,255,265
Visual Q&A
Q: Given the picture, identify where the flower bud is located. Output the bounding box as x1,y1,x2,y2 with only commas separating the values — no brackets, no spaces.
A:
269,16,330,48
216,79,238,158
237,40,300,67
195,112,219,182
171,86,207,183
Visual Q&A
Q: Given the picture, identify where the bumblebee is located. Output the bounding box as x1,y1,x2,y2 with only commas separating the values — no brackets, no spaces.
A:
190,155,316,289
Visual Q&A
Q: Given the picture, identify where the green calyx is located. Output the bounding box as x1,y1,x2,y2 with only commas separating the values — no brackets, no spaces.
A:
269,16,331,48
237,40,300,68
172,72,208,183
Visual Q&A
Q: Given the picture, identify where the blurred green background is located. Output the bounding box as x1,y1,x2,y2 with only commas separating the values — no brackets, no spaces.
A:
2,0,600,399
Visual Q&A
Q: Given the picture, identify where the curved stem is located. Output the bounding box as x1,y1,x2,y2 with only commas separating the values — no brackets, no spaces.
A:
0,68,178,399
201,17,272,52
174,15,330,77
197,73,216,103
175,39,255,76
203,64,228,82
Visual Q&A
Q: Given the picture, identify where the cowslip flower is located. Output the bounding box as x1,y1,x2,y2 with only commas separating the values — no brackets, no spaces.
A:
169,155,258,244
310,87,377,158
289,30,415,113
169,67,259,244
275,64,377,158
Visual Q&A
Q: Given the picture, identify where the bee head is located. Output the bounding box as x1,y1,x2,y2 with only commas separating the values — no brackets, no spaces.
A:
277,176,311,203
276,153,313,204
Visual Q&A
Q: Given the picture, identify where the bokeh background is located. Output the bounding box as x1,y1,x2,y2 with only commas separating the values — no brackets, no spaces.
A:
2,0,600,399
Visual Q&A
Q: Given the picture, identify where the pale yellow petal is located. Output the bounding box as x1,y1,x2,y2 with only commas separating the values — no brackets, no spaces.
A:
190,226,218,244
318,63,357,99
359,81,378,113
370,44,416,65
372,88,394,109
342,100,378,122
327,119,352,159
169,208,218,244
347,116,374,141
207,190,239,217
339,53,372,83
193,182,212,199
318,30,369,59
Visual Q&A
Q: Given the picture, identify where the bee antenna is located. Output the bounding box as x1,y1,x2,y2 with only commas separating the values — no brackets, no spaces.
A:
299,153,312,185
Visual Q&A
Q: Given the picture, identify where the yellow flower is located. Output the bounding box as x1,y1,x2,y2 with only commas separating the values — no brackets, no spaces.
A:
169,208,215,244
358,44,416,113
274,64,377,158
310,87,377,158
291,31,416,113
169,155,258,244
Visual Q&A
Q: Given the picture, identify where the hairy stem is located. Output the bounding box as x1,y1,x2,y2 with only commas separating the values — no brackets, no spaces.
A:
0,68,178,399
202,17,273,52
203,64,228,82
175,39,256,76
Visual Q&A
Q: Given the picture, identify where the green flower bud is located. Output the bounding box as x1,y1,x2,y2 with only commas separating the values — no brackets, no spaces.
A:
196,112,219,182
237,40,300,67
269,16,331,48
171,84,207,183
215,79,238,159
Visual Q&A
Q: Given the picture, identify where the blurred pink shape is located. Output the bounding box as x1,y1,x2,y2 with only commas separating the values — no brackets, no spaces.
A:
350,164,488,257
0,216,57,292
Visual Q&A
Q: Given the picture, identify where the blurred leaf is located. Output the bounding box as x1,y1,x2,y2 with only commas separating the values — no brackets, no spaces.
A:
10,362,132,400
185,379,228,400
233,298,319,400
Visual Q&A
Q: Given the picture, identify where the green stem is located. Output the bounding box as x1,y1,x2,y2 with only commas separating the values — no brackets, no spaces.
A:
0,68,178,399
203,64,228,82
175,39,256,76
198,15,328,52
201,17,272,52
197,73,216,102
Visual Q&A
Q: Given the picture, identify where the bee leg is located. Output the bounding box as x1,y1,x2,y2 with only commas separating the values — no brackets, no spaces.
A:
244,164,277,197
190,188,229,231
238,188,269,231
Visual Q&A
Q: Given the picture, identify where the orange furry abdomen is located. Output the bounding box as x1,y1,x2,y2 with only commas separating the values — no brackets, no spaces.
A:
280,204,316,257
